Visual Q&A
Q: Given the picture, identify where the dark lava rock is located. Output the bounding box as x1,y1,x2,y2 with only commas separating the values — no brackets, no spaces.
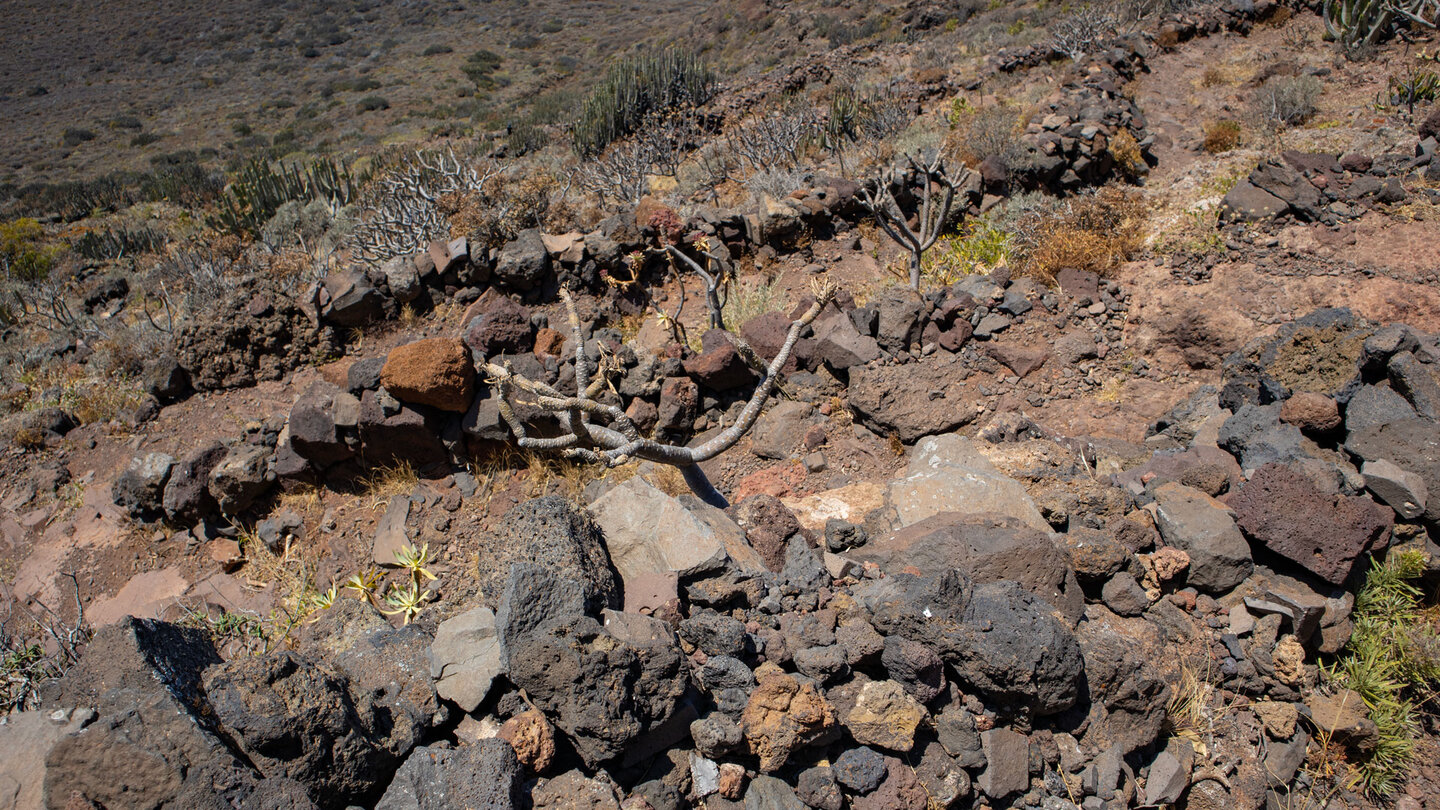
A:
1226,462,1392,585
857,571,1084,716
470,495,621,612
374,740,524,810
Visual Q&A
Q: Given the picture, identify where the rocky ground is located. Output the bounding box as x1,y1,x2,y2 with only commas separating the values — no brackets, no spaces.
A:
2,2,1440,810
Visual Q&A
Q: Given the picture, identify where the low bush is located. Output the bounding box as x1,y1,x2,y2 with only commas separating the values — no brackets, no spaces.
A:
945,104,1027,168
1,218,56,282
1202,120,1242,153
1009,186,1146,284
1254,75,1322,130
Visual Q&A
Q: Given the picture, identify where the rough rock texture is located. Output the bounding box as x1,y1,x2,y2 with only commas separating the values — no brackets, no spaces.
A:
843,679,926,751
506,612,687,767
1152,482,1253,593
494,228,551,290
203,650,412,808
857,512,1083,624
470,495,620,611
463,294,535,356
858,572,1083,716
380,337,477,412
847,358,976,442
42,618,257,810
741,670,839,772
373,740,524,810
1226,463,1392,585
178,285,339,391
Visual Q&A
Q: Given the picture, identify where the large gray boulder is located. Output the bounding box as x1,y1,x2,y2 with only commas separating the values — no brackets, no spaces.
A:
886,434,1050,532
42,618,256,809
1152,482,1253,593
493,228,551,290
374,740,524,810
590,477,731,588
857,571,1084,716
856,512,1083,624
503,577,688,766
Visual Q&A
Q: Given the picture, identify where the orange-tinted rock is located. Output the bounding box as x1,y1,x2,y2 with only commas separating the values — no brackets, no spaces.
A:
741,670,838,772
380,337,475,412
499,709,556,773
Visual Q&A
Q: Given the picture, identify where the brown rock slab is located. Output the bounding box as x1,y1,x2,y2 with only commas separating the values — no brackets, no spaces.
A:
1226,463,1392,585
380,337,476,412
741,670,838,772
1279,392,1341,433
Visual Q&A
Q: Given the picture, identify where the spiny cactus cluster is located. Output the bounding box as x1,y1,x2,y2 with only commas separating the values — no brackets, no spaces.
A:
72,225,168,262
572,48,716,159
211,156,362,238
1323,0,1439,49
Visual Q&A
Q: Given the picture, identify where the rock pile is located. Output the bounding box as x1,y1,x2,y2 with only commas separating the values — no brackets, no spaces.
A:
59,307,1440,808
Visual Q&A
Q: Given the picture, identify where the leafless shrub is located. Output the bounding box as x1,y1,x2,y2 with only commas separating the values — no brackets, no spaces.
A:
577,139,654,205
2,574,91,714
352,148,500,265
1051,7,1118,61
727,102,822,174
745,167,810,206
636,111,706,178
1253,75,1322,130
482,283,835,507
153,244,250,313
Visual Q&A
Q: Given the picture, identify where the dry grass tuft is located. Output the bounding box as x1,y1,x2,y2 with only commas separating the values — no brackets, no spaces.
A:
1109,129,1145,178
1011,187,1147,285
364,460,419,510
1202,120,1242,154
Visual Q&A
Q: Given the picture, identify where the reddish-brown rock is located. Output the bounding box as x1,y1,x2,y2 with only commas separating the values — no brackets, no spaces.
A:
499,709,556,773
380,337,476,412
1226,462,1392,585
1280,392,1342,433
741,670,838,772
533,327,566,358
850,758,929,810
462,294,534,356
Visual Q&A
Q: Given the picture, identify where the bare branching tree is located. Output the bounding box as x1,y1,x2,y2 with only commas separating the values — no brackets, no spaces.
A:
726,104,822,174
481,281,836,507
577,138,655,206
857,153,971,290
1050,7,1118,61
661,236,731,331
353,149,500,265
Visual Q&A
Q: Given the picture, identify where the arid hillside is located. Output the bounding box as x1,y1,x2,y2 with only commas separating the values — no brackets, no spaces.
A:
2,2,1440,810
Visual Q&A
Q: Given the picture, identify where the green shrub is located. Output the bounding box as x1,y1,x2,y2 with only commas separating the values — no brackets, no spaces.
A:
357,95,390,112
62,128,96,148
423,44,453,56
1326,549,1440,798
462,49,504,90
1,218,56,281
572,48,716,158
